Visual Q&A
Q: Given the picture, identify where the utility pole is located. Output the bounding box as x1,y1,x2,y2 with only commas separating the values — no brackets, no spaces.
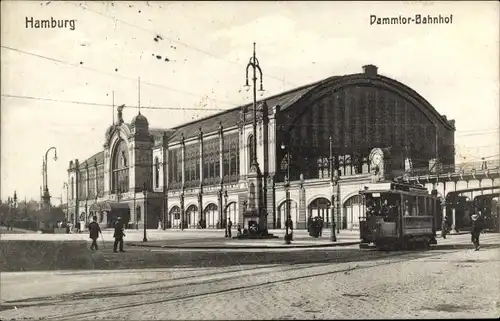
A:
329,137,337,242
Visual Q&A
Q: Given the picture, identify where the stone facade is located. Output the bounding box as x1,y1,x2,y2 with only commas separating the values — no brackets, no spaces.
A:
66,65,455,230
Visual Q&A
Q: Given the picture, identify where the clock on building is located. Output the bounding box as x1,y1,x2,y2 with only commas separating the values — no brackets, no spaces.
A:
369,148,384,167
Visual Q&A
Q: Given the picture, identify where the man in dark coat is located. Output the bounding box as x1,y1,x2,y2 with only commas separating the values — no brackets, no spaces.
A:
113,217,125,253
441,215,450,239
318,217,324,237
471,212,483,251
88,216,102,251
227,218,233,238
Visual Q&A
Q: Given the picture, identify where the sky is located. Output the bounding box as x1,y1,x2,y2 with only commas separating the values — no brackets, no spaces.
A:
1,0,499,202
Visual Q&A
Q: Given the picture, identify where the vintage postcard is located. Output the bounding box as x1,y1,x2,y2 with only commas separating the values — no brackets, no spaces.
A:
1,1,499,319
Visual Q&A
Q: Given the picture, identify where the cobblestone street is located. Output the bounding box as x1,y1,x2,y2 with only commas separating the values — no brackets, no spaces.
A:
1,233,498,320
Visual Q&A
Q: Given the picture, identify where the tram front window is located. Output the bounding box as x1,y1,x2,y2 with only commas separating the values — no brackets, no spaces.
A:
365,193,400,222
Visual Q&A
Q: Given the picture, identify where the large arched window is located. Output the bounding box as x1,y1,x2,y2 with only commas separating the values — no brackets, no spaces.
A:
343,195,363,230
112,139,129,193
309,197,331,227
186,205,198,228
155,157,160,189
278,200,298,229
170,206,181,229
203,203,218,228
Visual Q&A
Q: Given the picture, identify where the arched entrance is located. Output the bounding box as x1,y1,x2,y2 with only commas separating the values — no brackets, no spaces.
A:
308,197,331,228
203,203,218,228
170,206,181,229
343,195,363,230
277,199,298,229
226,202,238,226
99,201,130,228
186,205,198,228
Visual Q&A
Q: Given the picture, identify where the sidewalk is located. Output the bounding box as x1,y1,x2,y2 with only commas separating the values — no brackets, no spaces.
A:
128,230,362,249
0,227,474,244
127,229,474,249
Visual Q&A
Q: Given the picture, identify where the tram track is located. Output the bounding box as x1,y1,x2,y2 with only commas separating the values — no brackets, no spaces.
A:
3,237,495,321
3,247,380,306
39,246,470,321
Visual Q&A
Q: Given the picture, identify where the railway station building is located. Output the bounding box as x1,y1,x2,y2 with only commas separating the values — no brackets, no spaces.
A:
66,64,456,230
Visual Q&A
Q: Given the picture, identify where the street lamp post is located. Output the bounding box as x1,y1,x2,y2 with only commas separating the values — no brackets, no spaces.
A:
281,143,291,244
143,182,148,242
224,190,228,237
244,42,265,232
42,147,58,208
329,137,337,242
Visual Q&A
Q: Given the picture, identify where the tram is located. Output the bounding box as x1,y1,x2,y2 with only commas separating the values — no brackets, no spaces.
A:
359,181,439,250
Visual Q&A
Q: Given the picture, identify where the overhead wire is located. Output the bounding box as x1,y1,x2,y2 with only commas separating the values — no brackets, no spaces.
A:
0,45,238,106
1,94,228,112
70,1,299,88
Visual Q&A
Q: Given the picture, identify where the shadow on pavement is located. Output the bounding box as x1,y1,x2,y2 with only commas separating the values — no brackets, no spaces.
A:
2,239,498,273
1,245,481,318
0,240,94,272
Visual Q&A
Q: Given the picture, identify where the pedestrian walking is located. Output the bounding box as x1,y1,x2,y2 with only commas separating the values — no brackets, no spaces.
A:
471,212,483,251
88,216,102,251
227,218,233,238
113,217,126,253
441,215,449,239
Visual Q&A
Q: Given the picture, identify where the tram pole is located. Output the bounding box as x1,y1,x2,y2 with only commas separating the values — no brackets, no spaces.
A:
329,136,337,242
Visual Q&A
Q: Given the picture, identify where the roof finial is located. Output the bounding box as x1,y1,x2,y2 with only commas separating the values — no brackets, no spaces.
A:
117,104,125,124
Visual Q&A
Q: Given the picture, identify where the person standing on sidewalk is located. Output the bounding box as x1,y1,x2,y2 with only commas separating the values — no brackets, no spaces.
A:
227,218,233,238
113,217,126,253
471,211,484,251
88,216,102,251
441,215,449,239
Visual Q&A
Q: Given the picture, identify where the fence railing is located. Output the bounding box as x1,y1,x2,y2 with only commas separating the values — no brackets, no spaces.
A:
394,159,500,179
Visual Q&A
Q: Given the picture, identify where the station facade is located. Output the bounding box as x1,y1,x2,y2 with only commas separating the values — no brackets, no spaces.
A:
66,64,456,230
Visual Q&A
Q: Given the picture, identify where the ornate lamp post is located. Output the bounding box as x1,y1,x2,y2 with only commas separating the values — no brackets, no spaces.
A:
329,137,337,242
143,182,148,242
244,42,266,232
224,190,228,237
280,143,292,244
42,147,57,209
